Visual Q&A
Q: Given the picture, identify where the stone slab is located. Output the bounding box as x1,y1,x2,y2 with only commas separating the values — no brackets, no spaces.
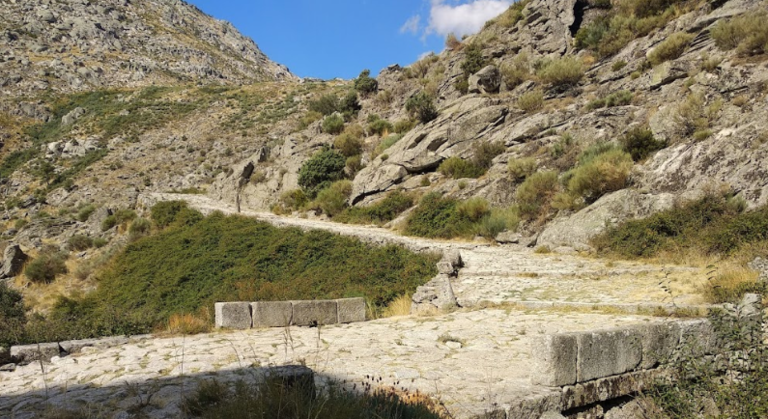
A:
678,319,717,358
531,333,577,387
215,302,252,329
335,298,366,323
576,328,643,383
10,342,60,364
561,370,659,411
59,336,130,354
252,301,293,328
291,300,337,326
640,323,681,369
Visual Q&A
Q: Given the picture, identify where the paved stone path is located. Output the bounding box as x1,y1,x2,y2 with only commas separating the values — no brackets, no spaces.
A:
0,194,711,418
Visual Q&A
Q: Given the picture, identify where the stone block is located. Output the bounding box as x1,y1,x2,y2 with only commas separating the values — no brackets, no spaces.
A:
291,300,337,326
576,328,643,382
336,298,365,323
252,301,293,328
59,336,130,354
215,302,252,329
640,322,681,369
678,319,717,357
436,261,455,275
10,342,60,364
531,333,578,387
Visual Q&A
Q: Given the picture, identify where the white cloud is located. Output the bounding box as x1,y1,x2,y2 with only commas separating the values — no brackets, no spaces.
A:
400,15,421,34
426,0,512,38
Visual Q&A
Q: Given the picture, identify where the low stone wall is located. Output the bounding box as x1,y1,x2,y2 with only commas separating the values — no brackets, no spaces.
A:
215,298,366,329
531,319,716,387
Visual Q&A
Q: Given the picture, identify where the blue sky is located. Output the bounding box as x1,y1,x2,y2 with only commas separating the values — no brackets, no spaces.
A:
187,0,514,80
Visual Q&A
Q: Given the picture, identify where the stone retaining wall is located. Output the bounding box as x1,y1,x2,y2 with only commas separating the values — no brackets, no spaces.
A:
531,319,715,387
215,298,366,329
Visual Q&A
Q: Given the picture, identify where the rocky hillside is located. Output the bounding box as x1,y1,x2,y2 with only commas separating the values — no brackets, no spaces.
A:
1,0,768,309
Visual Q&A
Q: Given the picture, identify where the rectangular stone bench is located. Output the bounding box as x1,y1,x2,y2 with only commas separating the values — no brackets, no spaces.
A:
216,298,366,330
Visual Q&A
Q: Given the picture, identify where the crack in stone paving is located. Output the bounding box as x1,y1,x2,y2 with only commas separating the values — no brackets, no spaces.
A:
0,194,710,418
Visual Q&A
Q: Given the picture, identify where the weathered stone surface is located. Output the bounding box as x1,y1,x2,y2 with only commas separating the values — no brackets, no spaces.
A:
59,336,129,354
411,274,457,314
252,301,293,328
214,302,252,330
437,261,456,275
678,319,717,358
0,244,27,279
531,334,577,387
539,412,566,419
468,65,501,94
640,322,681,369
576,329,643,382
748,257,768,283
561,370,657,411
336,298,366,324
10,342,61,364
291,300,337,326
538,190,676,250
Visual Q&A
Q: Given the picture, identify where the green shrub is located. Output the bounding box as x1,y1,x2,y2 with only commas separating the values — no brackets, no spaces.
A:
438,156,485,179
151,201,189,228
374,134,403,157
568,149,633,204
496,0,529,28
516,171,560,221
298,147,347,198
322,114,345,134
49,211,438,338
648,32,693,66
67,235,94,251
536,57,585,88
517,90,544,113
314,180,352,216
0,282,25,348
592,192,763,258
404,193,474,239
405,92,438,124
308,94,340,116
612,60,628,72
577,142,619,166
621,126,666,161
368,118,394,136
394,119,416,134
101,215,117,231
472,141,506,169
93,238,108,248
336,191,414,225
76,204,96,222
711,12,768,56
276,189,309,213
476,207,520,239
345,155,364,177
353,69,378,96
129,218,152,235
457,198,490,222
508,157,537,181
460,42,486,76
25,250,68,283
587,90,633,110
501,53,530,90
674,92,721,138
333,133,363,157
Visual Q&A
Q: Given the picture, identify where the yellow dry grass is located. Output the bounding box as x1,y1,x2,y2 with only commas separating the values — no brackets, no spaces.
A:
381,294,413,318
165,310,212,335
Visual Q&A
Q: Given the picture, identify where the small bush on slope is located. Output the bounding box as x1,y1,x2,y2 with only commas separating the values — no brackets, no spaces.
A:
43,209,438,340
335,190,414,225
298,147,347,199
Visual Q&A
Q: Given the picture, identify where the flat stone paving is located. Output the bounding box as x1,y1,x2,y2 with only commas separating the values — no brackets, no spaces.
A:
0,194,710,418
0,309,669,418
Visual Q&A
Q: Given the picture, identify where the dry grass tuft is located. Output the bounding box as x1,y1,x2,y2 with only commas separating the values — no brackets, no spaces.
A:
166,310,212,335
382,294,413,317
703,264,762,304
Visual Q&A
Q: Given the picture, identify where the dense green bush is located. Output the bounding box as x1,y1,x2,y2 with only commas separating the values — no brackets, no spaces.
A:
517,90,544,113
309,92,361,117
592,192,766,258
508,157,537,181
368,118,394,136
476,207,519,239
648,32,693,65
151,201,189,228
567,149,633,204
76,204,96,222
404,193,474,239
711,12,768,56
501,53,530,90
394,119,416,134
129,218,152,236
586,90,633,110
516,171,559,221
48,210,437,339
101,208,137,231
336,191,414,225
0,282,25,348
298,147,347,198
438,157,485,179
472,141,506,170
536,57,585,88
25,249,68,283
322,114,345,134
405,92,438,124
67,235,94,251
274,189,309,214
314,180,352,216
333,133,363,157
620,126,667,161
354,69,379,96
